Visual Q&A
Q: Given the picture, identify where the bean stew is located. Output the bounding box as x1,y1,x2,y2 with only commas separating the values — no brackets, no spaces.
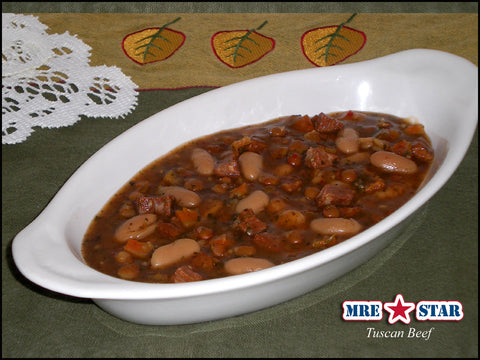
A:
82,111,434,283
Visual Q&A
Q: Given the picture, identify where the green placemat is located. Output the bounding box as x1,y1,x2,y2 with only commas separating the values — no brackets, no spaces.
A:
2,2,478,358
3,88,478,357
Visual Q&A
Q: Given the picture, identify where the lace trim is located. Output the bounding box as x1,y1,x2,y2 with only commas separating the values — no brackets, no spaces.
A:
2,14,138,144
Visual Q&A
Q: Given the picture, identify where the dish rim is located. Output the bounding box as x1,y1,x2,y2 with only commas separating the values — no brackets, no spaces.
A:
11,48,478,300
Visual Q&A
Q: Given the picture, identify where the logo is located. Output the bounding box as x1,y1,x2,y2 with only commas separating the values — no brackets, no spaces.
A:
343,294,464,324
416,301,464,321
342,301,383,321
384,294,416,324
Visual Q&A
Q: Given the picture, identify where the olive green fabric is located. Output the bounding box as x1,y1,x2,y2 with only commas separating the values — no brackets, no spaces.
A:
2,2,478,358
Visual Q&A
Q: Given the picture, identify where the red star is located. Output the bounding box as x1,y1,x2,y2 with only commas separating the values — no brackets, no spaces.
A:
384,294,416,324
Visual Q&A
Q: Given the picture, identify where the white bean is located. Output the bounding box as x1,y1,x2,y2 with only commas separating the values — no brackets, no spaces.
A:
276,209,306,229
224,257,274,275
338,151,370,165
274,163,294,176
159,186,201,207
235,190,269,214
370,151,417,174
150,238,200,269
191,148,215,176
310,217,362,236
114,214,158,243
336,127,359,154
342,127,358,138
238,151,263,181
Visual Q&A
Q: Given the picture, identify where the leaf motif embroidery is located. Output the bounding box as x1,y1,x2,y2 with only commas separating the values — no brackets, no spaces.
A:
301,13,366,67
122,17,185,65
211,21,275,68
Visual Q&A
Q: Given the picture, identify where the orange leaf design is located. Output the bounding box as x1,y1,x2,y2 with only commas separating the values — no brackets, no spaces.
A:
301,14,366,67
212,21,275,68
122,17,185,65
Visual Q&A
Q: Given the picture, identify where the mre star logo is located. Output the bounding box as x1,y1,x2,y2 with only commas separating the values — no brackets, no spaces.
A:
384,294,416,324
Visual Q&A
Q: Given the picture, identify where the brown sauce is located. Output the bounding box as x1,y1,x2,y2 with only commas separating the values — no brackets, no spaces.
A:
82,111,434,283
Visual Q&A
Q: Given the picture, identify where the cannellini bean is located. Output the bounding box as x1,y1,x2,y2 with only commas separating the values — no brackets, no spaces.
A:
118,201,136,218
338,152,370,165
235,190,269,214
342,127,358,138
373,183,406,200
336,127,359,154
267,197,288,213
115,251,133,264
233,245,256,257
238,151,263,181
117,263,140,280
224,257,274,275
276,209,306,229
159,186,201,207
359,137,388,151
114,214,158,242
150,238,201,269
370,151,417,174
310,217,362,236
274,163,294,176
191,148,215,176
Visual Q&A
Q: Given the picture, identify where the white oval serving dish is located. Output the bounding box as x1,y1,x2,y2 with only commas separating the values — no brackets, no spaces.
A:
12,49,478,325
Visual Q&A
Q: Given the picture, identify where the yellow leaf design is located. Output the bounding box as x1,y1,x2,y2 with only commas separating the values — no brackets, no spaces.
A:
212,21,275,68
122,18,185,65
301,14,366,67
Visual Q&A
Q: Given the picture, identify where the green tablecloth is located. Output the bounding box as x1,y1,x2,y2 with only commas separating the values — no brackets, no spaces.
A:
2,2,478,358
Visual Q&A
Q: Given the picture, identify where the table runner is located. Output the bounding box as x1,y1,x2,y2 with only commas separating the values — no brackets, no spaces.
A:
30,13,478,89
2,5,478,358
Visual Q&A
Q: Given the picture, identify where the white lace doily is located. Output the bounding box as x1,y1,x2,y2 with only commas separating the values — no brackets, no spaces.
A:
2,14,138,145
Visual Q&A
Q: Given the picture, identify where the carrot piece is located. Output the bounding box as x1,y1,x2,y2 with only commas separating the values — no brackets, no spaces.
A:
190,252,219,271
175,207,199,228
210,234,235,257
391,139,412,157
123,239,153,258
290,115,314,133
404,124,425,136
230,183,249,198
194,226,214,240
199,199,223,219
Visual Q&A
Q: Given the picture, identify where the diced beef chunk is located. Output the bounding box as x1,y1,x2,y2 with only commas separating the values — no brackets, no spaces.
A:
171,265,203,283
214,155,241,177
136,195,174,217
233,208,268,236
253,232,282,252
316,182,355,207
305,147,338,169
311,112,344,133
411,142,434,162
